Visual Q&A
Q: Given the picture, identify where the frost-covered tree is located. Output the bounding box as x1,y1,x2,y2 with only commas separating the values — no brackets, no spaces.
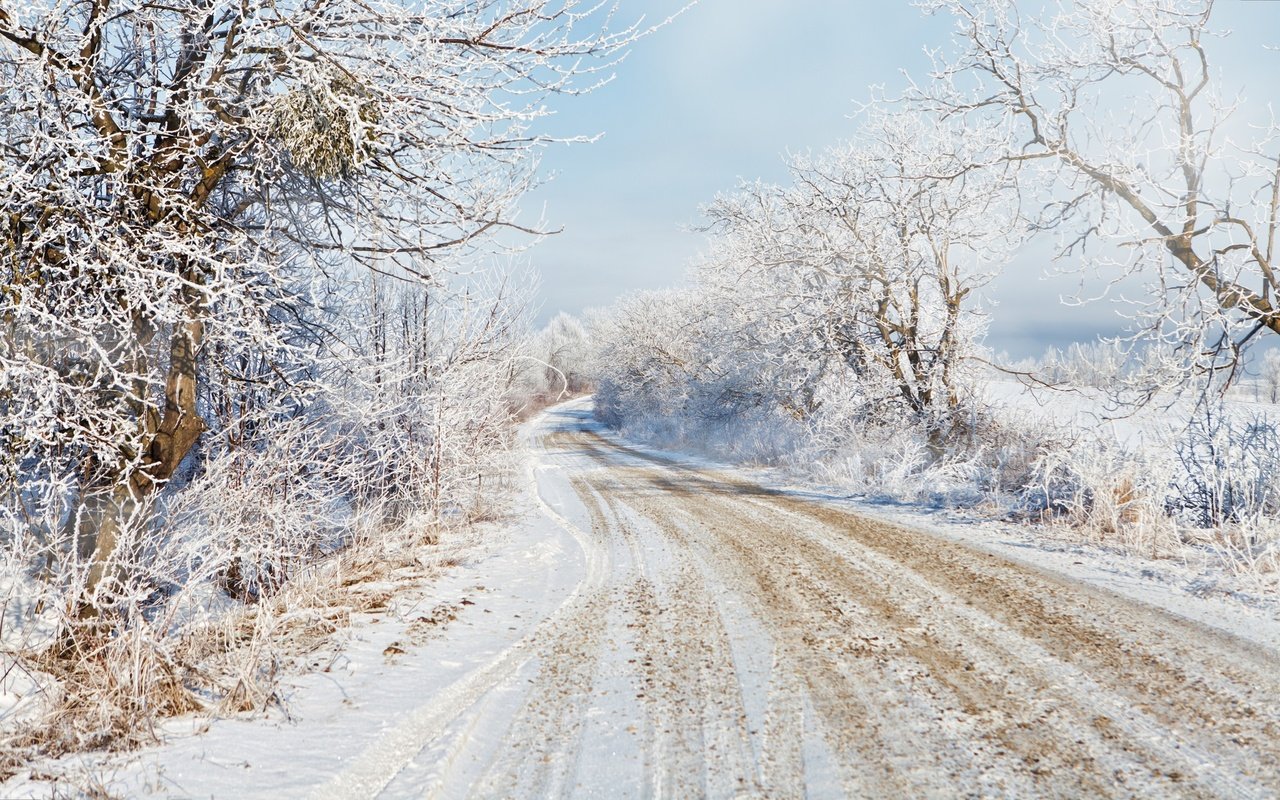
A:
915,0,1280,387
539,312,594,396
590,287,814,459
592,111,1017,458
1261,349,1280,404
700,112,1016,438
590,290,706,428
0,0,642,620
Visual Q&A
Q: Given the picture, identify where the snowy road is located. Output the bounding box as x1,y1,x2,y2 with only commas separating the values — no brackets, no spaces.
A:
323,399,1280,799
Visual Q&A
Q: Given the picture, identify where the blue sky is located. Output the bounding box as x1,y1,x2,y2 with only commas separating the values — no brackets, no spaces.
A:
521,0,1280,358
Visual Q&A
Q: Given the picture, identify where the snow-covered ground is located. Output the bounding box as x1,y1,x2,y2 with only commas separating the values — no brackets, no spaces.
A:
982,377,1280,448
6,397,1279,798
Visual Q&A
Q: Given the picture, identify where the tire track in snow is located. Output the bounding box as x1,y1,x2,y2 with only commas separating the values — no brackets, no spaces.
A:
471,588,610,798
597,478,814,798
619,477,987,798
769,495,1280,795
592,463,896,797
588,472,762,797
578,426,1280,798
309,419,610,800
680,493,1172,797
744,494,1275,798
469,477,622,797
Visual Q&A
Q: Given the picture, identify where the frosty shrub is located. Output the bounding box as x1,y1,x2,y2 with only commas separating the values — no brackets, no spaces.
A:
800,417,946,503
1027,436,1182,557
795,386,1069,509
1169,412,1280,529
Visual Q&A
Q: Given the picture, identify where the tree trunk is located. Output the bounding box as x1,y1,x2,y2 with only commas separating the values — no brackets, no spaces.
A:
76,311,206,618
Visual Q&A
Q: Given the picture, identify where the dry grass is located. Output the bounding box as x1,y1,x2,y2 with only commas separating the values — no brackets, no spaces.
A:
0,514,462,784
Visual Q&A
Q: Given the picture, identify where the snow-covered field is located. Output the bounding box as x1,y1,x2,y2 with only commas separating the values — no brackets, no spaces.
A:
981,377,1280,448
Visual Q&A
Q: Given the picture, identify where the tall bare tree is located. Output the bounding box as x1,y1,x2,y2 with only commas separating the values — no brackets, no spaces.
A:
915,0,1280,386
700,111,1016,437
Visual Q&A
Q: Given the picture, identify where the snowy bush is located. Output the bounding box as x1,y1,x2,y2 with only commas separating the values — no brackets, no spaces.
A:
1026,436,1182,557
1169,412,1280,529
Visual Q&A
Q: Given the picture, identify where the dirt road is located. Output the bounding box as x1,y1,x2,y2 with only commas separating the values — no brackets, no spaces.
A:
327,402,1280,799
